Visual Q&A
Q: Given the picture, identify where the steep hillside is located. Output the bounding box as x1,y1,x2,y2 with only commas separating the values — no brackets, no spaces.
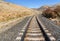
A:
0,1,34,22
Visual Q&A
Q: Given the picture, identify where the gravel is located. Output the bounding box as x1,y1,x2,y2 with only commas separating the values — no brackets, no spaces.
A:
0,16,31,41
38,15,60,41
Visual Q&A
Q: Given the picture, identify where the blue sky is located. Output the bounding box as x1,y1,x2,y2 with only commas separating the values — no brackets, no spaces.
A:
5,0,60,8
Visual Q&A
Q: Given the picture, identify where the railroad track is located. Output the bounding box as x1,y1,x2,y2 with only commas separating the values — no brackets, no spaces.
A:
15,16,56,41
38,15,60,41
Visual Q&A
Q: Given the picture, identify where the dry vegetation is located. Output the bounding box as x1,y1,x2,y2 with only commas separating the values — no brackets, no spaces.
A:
54,5,60,17
41,5,60,25
42,5,60,18
42,7,58,18
0,1,35,22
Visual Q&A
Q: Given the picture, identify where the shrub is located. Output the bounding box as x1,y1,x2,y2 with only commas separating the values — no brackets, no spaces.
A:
42,8,58,18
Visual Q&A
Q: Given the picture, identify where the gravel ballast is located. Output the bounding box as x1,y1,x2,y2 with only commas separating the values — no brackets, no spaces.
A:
0,16,31,41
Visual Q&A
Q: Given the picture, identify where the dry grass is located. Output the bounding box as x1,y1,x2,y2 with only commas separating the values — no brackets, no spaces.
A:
0,1,35,22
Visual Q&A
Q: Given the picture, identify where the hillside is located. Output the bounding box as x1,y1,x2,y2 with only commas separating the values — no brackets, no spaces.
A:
39,4,60,26
0,1,35,22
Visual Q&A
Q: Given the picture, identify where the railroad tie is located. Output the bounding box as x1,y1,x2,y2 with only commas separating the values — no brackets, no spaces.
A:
42,27,56,41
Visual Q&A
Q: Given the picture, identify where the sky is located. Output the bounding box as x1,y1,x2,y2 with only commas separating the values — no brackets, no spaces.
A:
4,0,60,8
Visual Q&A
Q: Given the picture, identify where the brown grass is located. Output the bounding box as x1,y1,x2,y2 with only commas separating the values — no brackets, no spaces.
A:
0,1,35,22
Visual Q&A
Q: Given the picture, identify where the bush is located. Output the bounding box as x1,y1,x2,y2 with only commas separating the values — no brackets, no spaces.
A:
42,8,58,18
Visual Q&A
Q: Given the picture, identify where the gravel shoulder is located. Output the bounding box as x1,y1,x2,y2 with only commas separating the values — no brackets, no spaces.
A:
38,15,60,41
0,16,31,41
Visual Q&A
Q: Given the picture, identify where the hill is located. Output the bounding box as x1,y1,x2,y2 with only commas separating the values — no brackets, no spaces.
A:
0,1,34,22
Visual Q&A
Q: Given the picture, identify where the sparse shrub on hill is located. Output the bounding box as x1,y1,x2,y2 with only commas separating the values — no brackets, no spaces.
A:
42,8,58,18
54,5,60,17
